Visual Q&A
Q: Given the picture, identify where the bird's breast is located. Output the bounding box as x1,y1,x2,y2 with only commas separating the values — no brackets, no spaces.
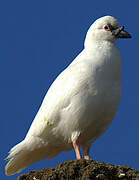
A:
57,47,122,144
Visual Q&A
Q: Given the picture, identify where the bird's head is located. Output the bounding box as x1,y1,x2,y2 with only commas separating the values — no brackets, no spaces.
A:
84,16,131,48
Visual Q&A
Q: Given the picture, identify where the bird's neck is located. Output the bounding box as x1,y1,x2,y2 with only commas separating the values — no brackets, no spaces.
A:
84,39,115,52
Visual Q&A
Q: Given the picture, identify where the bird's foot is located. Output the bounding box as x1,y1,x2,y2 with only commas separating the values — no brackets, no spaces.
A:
82,145,90,160
72,139,82,159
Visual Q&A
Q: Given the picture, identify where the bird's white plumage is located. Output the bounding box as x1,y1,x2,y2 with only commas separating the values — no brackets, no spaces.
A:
5,16,128,176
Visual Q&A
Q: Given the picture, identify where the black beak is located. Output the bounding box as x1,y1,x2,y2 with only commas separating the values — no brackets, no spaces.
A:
112,26,131,38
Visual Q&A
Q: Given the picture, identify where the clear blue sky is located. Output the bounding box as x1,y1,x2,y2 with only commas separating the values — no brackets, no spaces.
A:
1,0,138,179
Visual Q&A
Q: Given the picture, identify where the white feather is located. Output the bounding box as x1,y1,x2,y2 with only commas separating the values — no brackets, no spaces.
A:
5,16,127,175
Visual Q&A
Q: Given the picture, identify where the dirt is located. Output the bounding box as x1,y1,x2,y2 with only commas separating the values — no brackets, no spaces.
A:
18,160,139,180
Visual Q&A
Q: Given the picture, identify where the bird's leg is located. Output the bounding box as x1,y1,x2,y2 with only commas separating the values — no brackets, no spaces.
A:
82,145,90,160
72,139,82,160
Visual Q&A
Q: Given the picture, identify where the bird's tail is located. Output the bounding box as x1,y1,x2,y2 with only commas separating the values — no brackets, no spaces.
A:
5,137,52,176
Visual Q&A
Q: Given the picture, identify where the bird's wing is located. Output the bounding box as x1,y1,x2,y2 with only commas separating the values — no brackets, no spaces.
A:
25,52,92,139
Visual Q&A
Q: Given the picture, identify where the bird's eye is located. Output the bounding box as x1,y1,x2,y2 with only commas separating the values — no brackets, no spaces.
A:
104,25,110,31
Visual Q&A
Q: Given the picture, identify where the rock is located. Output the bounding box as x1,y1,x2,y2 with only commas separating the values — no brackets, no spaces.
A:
18,160,139,180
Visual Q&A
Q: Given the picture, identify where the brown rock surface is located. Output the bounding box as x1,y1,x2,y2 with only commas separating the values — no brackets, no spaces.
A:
18,160,139,180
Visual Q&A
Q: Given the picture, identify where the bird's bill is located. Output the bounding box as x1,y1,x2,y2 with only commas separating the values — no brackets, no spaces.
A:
112,26,131,38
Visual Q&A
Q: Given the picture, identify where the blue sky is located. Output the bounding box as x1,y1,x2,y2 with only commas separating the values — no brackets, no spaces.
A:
1,0,138,179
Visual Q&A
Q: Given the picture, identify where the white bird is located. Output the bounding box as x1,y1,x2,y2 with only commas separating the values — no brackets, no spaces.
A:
5,16,131,176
